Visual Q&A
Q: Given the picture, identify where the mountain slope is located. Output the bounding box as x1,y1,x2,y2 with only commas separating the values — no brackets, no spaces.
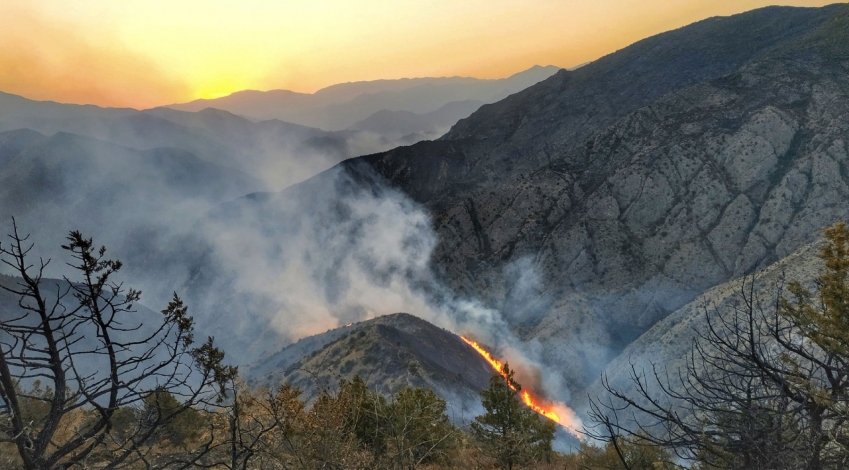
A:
347,100,484,140
0,93,357,189
0,128,261,211
0,129,262,288
246,5,849,392
246,313,496,417
367,5,845,204
578,238,823,415
0,274,176,389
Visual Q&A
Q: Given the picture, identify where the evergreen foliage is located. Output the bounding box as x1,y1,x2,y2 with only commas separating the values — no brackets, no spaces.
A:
471,363,555,469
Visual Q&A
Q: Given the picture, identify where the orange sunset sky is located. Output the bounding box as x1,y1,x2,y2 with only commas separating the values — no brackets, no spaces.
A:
0,0,838,109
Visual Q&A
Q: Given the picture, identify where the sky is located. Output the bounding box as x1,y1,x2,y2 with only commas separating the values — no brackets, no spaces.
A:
0,0,838,109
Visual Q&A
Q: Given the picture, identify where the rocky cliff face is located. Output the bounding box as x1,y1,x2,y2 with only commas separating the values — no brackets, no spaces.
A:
577,238,823,415
277,5,849,392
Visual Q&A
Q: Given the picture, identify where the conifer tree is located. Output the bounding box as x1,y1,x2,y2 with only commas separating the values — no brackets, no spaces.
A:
471,363,555,470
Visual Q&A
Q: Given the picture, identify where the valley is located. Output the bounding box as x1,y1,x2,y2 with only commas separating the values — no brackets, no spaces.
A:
1,2,848,468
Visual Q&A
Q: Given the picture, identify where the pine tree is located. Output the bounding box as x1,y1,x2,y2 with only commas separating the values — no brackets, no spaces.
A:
386,386,457,470
471,363,555,470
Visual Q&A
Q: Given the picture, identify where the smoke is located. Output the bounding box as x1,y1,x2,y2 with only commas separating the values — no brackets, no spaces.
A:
0,102,585,443
173,159,586,442
187,161,518,358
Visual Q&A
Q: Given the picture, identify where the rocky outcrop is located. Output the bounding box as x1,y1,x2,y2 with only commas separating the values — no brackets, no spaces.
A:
324,5,849,391
577,239,823,414
218,5,849,396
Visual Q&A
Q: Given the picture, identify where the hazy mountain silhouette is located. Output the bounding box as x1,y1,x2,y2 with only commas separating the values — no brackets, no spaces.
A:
0,92,358,188
348,100,484,140
167,65,560,131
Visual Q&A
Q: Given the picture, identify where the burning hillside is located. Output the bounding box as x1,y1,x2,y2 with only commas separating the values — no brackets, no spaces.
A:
245,312,583,439
246,313,496,410
460,336,582,439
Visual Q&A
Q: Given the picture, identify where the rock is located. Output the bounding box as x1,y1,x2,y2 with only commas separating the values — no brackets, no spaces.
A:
237,5,849,393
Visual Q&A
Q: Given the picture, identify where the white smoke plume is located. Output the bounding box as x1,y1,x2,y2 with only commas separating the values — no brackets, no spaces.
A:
0,115,584,444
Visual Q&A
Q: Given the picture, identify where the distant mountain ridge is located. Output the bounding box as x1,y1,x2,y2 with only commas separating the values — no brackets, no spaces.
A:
348,100,484,141
0,92,357,189
166,65,560,131
0,65,560,187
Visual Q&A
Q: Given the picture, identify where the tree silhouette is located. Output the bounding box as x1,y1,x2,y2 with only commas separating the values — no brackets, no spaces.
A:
587,222,849,469
0,221,236,469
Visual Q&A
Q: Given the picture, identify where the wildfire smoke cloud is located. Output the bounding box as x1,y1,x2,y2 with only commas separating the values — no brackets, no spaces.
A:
460,336,582,439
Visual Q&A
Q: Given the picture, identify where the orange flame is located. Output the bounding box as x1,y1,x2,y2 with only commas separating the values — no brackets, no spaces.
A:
461,336,582,439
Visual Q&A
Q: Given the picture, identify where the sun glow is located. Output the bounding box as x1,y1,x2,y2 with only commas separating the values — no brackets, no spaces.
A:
0,0,834,108
460,336,582,439
194,78,254,101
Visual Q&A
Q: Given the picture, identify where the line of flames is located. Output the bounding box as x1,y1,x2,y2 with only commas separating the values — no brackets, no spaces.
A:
460,335,582,439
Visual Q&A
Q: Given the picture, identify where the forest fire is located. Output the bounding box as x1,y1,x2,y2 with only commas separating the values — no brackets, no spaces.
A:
460,336,582,439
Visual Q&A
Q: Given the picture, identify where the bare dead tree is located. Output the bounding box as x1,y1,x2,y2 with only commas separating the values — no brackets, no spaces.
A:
587,268,849,470
0,220,237,469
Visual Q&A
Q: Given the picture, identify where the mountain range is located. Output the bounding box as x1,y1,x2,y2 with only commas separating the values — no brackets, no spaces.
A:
167,65,560,131
0,3,848,428
0,92,347,189
234,3,849,400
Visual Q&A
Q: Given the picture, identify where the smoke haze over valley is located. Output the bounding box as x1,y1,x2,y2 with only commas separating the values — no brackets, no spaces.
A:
0,68,578,420
2,2,849,466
